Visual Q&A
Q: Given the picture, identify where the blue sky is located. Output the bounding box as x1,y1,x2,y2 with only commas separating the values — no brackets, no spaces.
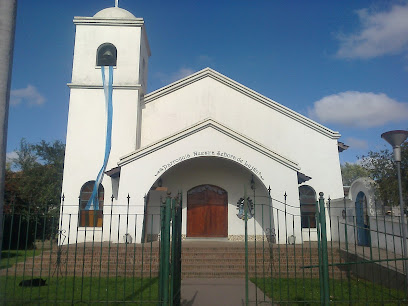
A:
7,0,408,164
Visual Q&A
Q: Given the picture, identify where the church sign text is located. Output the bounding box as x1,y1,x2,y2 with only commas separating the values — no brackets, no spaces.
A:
154,151,264,180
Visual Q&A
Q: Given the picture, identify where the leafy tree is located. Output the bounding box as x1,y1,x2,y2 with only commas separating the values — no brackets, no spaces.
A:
359,142,407,207
3,139,65,247
340,162,369,186
12,138,37,172
5,138,65,216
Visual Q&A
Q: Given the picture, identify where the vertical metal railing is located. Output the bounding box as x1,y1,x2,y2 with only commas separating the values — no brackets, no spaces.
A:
244,187,249,306
1,197,166,304
245,189,407,305
316,192,330,304
2,190,408,304
171,192,182,306
158,192,182,306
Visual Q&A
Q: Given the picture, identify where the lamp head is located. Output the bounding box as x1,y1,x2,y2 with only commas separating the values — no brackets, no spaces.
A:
381,130,408,162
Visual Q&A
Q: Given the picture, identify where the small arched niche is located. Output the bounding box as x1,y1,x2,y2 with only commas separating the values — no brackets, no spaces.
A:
96,43,117,66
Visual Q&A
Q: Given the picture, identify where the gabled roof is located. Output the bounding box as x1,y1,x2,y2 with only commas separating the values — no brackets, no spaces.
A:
118,118,300,171
144,68,341,140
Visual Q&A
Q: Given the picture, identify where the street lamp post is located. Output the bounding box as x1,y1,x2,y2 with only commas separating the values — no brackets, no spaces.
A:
0,0,17,262
381,130,408,286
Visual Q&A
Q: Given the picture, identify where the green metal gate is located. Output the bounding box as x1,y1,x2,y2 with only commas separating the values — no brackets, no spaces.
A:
244,188,408,305
0,192,182,304
158,192,182,306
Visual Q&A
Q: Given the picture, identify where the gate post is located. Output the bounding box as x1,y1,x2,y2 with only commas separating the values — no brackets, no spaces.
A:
318,192,330,305
170,192,182,306
159,194,172,304
159,192,182,306
244,187,249,306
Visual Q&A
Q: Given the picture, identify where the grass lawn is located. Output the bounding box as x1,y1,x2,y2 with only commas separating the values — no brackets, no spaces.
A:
0,276,159,305
0,249,45,269
251,277,406,305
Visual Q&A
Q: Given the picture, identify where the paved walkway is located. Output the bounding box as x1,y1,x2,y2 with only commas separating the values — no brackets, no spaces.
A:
339,243,404,273
181,278,271,306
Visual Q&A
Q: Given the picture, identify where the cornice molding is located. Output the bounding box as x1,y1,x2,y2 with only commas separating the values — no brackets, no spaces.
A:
74,17,145,27
118,118,299,171
141,26,151,57
67,83,142,90
143,68,341,140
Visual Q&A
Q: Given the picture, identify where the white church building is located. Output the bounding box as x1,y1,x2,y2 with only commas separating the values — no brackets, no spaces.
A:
60,5,346,244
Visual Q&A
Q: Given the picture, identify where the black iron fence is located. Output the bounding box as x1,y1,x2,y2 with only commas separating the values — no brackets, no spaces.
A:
1,191,408,304
245,192,408,304
1,196,166,304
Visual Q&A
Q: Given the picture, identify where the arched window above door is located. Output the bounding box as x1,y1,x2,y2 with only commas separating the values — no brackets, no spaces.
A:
299,185,317,228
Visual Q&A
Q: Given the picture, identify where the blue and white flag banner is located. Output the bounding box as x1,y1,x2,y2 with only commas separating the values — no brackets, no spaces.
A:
85,66,114,210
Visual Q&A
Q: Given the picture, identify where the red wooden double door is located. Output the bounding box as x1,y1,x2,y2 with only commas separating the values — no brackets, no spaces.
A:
187,185,228,237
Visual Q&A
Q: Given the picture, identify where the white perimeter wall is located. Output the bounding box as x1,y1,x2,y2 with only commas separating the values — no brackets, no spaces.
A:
330,198,408,256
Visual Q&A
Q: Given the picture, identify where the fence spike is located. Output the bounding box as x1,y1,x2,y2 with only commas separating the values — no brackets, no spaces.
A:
3,187,406,304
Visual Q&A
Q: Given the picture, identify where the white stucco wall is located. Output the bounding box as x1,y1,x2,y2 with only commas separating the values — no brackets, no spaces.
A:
145,157,273,239
60,88,141,245
114,126,301,243
60,8,343,245
330,197,408,255
62,89,140,204
141,72,343,201
328,178,408,254
71,19,146,86
60,12,150,244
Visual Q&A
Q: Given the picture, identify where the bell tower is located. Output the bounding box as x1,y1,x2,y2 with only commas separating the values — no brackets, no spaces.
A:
62,6,150,204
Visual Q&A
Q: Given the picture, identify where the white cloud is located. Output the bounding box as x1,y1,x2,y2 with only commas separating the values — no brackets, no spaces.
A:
10,85,45,106
345,137,368,150
6,151,18,162
6,151,18,165
309,91,408,128
156,67,196,84
336,4,408,59
171,67,196,82
197,55,214,66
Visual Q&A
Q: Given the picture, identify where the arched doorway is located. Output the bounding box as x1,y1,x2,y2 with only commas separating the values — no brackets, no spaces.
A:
355,191,370,246
187,184,228,237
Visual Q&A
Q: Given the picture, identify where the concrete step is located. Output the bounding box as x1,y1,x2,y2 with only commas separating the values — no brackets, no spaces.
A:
1,244,345,279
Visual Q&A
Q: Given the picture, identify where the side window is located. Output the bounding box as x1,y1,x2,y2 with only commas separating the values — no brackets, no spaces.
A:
299,185,317,228
79,181,104,227
96,43,117,66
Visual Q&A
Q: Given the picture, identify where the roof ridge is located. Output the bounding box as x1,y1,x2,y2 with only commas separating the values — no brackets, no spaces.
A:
143,68,341,140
